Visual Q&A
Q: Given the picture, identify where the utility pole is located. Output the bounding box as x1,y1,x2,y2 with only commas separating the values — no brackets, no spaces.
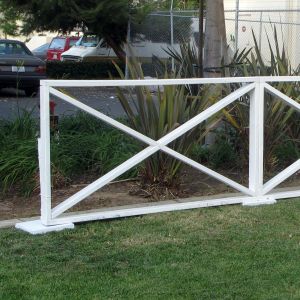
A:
198,0,204,77
170,0,175,71
234,0,240,52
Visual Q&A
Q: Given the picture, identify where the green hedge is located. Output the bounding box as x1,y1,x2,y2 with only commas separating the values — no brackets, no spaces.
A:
46,60,125,79
0,111,140,195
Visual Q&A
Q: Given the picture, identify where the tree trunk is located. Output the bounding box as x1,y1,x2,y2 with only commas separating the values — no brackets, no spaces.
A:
204,0,228,78
203,0,228,145
105,36,126,63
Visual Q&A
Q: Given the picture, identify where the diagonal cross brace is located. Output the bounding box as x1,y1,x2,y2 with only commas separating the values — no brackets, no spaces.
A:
50,83,255,218
263,159,300,195
264,83,300,113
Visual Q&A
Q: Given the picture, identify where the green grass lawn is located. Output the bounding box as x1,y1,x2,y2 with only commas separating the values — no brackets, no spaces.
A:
1,199,300,299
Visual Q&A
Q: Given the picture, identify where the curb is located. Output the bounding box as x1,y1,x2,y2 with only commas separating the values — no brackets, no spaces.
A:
0,192,242,229
0,216,39,229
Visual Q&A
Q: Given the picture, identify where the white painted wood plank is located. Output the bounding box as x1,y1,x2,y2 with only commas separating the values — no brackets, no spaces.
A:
42,77,259,87
270,189,300,199
41,76,300,88
249,81,264,196
159,83,255,146
264,83,300,113
263,160,300,194
40,85,52,225
48,190,300,226
49,87,156,146
49,196,246,225
162,146,253,196
51,145,160,218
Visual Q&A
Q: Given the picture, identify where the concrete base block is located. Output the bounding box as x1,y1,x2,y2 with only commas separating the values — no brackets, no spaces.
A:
242,196,277,206
15,220,74,234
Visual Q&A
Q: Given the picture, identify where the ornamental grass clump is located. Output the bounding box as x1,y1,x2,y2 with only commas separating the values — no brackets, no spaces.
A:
166,28,299,173
113,58,221,187
223,27,300,172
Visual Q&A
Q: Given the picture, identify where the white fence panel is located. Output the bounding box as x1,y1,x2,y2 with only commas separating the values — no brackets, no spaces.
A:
15,76,300,234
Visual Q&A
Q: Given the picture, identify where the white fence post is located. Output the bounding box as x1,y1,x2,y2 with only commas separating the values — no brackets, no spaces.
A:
39,83,52,225
245,78,276,205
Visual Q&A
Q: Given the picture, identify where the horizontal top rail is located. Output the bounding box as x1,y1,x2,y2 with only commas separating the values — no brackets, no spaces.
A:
225,9,300,13
41,76,300,88
154,9,300,13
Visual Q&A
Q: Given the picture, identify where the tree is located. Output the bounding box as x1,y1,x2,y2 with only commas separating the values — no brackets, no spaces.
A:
202,0,228,145
0,0,133,60
135,0,199,10
0,1,19,38
203,0,228,78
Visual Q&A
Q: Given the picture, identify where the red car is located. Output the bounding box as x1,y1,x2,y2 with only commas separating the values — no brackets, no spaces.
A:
47,36,80,61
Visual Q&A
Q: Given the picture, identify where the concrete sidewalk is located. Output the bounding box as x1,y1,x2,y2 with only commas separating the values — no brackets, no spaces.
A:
0,216,39,229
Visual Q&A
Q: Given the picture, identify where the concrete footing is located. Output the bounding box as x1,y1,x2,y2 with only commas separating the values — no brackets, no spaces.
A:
242,196,277,206
15,220,74,234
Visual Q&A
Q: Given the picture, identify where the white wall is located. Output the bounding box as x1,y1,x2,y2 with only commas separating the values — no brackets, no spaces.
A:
224,0,300,68
224,0,292,10
25,34,57,50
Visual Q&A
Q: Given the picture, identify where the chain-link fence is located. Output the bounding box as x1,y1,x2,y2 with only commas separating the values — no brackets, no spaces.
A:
128,10,199,76
128,9,300,76
228,9,300,68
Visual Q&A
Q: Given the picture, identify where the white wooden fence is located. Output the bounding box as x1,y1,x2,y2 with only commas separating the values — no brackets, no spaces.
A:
16,77,300,234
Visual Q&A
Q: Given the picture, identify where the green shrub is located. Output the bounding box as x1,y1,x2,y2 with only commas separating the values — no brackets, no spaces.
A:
190,130,237,169
208,134,236,169
0,112,140,196
190,143,210,164
52,113,141,179
46,60,125,79
0,112,39,195
274,140,300,167
0,138,38,195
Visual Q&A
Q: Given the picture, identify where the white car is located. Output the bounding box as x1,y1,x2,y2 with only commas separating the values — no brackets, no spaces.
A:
61,34,116,62
61,32,186,63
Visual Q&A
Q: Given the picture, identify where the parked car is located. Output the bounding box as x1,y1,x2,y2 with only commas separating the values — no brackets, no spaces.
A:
61,34,113,62
61,32,186,63
32,43,50,61
47,36,80,61
0,39,46,96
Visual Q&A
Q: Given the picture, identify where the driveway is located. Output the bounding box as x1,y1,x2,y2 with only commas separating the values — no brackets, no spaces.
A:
0,87,129,120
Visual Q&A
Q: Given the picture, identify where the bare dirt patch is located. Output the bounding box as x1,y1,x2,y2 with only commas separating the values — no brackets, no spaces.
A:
0,168,299,221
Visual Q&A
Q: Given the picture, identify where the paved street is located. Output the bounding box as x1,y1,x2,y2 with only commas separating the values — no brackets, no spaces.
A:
0,87,130,120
